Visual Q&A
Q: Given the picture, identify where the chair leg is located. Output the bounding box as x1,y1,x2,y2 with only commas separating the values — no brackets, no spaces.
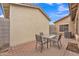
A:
57,42,60,49
50,40,51,47
53,41,55,46
58,41,62,49
40,43,43,52
60,41,62,47
47,39,49,48
35,42,37,49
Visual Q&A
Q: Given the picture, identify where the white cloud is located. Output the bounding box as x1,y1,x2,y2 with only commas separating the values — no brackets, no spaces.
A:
49,12,69,21
47,3,69,23
46,3,63,6
57,11,63,14
46,3,53,5
56,3,63,5
49,21,54,25
55,13,68,17
49,13,65,18
0,14,4,18
58,5,69,12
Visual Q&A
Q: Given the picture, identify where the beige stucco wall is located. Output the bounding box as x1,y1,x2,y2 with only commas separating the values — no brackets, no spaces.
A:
77,7,79,34
78,15,79,34
54,16,74,34
10,4,49,46
74,7,79,35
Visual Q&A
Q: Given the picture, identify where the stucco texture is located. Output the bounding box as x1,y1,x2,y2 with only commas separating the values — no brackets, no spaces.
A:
10,4,49,46
54,16,74,34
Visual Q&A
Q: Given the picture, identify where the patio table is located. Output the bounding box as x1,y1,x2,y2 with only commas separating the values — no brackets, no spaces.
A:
42,34,58,47
42,34,57,39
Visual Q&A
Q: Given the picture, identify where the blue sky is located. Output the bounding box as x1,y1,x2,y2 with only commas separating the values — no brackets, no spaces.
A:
0,5,3,17
35,3,69,24
0,3,69,24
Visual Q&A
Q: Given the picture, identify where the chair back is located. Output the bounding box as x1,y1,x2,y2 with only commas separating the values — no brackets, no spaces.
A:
40,32,44,36
35,34,42,42
58,34,62,41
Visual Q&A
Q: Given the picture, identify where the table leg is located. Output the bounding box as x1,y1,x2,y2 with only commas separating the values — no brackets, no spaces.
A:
47,39,48,48
50,40,51,47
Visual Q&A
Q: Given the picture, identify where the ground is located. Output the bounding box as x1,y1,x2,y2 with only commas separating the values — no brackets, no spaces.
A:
0,36,79,56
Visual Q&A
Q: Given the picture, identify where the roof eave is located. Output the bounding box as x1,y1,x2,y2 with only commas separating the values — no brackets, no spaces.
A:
2,3,50,21
54,14,70,24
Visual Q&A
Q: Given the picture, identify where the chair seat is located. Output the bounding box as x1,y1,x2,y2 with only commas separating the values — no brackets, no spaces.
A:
50,36,58,41
36,34,49,44
50,34,62,49
42,39,48,44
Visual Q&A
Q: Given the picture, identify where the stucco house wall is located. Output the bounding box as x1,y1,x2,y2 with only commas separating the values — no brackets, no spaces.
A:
49,24,56,34
74,7,79,35
77,6,79,34
78,11,79,34
10,4,49,46
54,15,73,34
69,3,79,35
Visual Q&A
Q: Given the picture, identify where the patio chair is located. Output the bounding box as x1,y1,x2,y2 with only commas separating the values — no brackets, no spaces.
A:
35,34,49,52
51,34,62,49
39,32,47,41
40,32,44,36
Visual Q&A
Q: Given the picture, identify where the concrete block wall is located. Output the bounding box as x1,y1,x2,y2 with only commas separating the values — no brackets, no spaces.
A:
0,18,10,51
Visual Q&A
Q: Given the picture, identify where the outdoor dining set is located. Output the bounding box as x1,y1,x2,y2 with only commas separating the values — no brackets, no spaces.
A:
35,32,62,52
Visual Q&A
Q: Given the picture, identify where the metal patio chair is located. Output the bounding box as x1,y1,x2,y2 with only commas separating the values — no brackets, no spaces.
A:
35,34,49,52
51,34,62,49
40,32,44,36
